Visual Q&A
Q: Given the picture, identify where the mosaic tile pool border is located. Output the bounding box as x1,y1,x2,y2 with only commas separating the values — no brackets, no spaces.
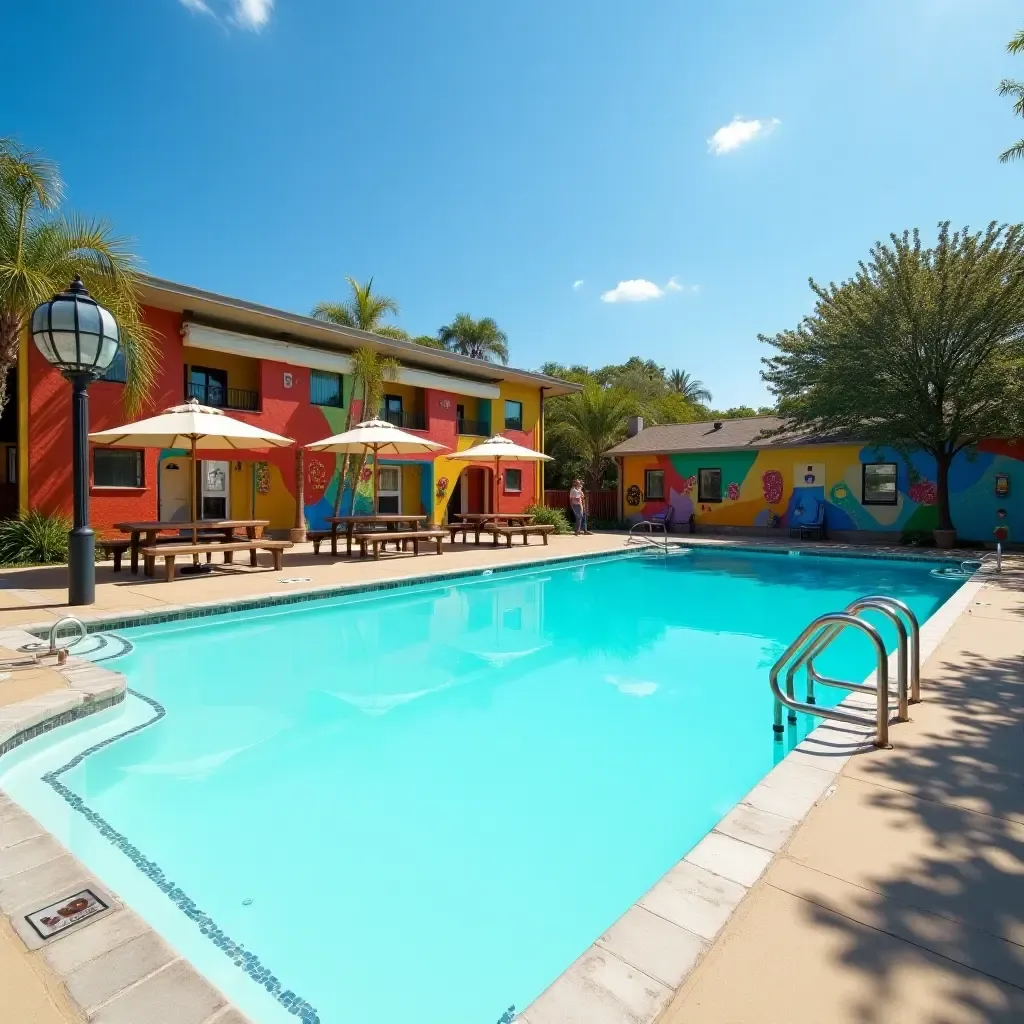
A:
38,687,321,1024
0,691,125,760
24,540,966,640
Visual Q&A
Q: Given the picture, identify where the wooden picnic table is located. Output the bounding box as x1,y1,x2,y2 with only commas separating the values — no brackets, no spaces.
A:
451,512,535,543
114,520,269,575
326,515,429,557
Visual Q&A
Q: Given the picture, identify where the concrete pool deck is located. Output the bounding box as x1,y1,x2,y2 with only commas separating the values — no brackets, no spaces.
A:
0,533,1019,1024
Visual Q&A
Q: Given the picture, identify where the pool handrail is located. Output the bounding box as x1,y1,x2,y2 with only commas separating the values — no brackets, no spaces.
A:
770,612,891,748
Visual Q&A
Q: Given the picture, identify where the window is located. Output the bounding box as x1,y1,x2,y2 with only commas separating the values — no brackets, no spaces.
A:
504,468,522,493
94,449,143,488
863,462,898,505
310,370,343,408
382,394,403,426
101,349,127,384
644,469,665,501
188,366,227,407
504,399,523,431
698,468,722,503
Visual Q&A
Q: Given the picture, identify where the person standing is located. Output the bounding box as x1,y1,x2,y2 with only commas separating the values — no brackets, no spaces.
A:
569,479,591,535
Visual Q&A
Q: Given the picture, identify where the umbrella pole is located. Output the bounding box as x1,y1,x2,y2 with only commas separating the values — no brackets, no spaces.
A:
191,437,198,543
372,444,379,518
494,455,499,516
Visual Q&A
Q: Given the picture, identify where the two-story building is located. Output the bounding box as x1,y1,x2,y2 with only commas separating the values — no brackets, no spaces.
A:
14,276,578,534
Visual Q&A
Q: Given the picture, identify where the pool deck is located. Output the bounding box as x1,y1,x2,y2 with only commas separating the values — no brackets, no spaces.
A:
0,532,1020,1024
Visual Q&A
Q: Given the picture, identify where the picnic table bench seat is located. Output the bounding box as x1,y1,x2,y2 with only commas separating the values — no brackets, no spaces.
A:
480,524,555,547
350,528,446,560
139,539,293,582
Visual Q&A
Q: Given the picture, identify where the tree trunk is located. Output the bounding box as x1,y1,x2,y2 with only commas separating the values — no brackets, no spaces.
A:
331,381,360,517
0,313,23,423
934,448,954,531
290,448,306,542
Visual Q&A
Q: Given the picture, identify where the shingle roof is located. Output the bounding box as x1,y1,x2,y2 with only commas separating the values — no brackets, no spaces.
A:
605,416,859,455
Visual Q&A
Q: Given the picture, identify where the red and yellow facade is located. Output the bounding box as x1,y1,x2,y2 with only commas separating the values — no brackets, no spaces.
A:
18,276,573,534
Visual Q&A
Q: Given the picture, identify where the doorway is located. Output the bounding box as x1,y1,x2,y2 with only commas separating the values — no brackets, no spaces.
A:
200,460,230,519
158,457,191,522
377,464,401,514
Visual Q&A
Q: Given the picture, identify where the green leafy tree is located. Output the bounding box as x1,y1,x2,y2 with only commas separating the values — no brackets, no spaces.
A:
706,405,776,419
999,29,1024,163
411,334,445,349
345,346,401,515
546,382,634,491
667,369,712,404
0,139,156,416
311,276,407,339
761,222,1024,534
437,313,509,363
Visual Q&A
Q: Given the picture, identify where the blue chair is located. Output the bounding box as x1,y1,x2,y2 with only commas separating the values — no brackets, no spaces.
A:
649,506,674,533
789,501,826,540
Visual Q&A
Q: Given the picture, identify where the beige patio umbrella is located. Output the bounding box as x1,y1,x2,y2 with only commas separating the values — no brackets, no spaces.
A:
305,418,446,516
457,434,552,514
89,397,293,541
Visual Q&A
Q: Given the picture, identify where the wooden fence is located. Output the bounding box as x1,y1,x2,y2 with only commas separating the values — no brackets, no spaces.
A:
544,489,618,520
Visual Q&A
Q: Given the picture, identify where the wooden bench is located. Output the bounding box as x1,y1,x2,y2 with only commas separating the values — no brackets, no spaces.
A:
98,538,132,572
481,524,555,547
140,540,293,582
352,529,445,560
448,523,480,544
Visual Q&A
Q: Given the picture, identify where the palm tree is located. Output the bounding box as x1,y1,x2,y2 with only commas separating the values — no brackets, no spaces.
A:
0,139,156,416
437,313,509,363
341,346,400,515
668,369,712,404
311,277,407,339
546,382,634,491
1000,29,1024,163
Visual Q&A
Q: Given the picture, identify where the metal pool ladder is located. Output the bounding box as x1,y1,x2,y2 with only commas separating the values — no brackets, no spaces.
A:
626,521,674,552
770,596,920,749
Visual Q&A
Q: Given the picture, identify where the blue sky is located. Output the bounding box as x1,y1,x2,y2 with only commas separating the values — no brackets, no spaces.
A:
4,0,1023,406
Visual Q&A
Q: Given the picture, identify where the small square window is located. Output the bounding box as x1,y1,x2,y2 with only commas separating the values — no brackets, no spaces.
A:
504,400,523,431
504,468,522,492
94,449,143,488
310,370,343,408
644,469,665,501
863,462,898,505
698,468,722,503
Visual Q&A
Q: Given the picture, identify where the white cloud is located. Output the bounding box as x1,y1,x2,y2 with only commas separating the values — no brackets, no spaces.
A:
176,0,273,30
572,279,585,291
600,276,698,303
233,0,273,29
708,116,780,156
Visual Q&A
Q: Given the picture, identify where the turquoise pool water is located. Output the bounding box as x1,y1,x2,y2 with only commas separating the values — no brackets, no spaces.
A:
1,549,959,1024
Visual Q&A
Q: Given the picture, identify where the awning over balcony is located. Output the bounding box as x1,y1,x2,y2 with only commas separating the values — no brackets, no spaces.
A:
183,322,501,399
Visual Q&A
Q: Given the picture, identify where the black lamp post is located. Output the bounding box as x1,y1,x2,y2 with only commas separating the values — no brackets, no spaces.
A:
30,277,120,606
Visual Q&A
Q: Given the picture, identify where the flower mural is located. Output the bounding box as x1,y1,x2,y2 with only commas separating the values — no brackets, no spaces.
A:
762,469,783,505
626,484,642,506
305,456,330,504
908,480,937,506
255,461,271,496
727,482,740,501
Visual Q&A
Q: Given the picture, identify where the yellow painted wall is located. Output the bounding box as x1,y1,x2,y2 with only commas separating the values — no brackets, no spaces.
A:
229,461,256,520
381,382,425,414
185,347,261,393
401,463,423,515
252,460,295,530
496,381,539,434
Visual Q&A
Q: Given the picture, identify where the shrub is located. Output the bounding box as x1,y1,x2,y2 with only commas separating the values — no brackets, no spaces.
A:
900,529,936,548
0,510,71,566
524,503,572,534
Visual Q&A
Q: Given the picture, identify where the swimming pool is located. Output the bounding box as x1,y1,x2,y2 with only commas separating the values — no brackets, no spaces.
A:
1,549,960,1024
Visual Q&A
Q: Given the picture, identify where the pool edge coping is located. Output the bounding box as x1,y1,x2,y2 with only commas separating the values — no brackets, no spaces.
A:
515,565,993,1024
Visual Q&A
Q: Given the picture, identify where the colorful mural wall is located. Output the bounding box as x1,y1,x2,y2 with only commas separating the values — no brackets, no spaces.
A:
621,441,1024,543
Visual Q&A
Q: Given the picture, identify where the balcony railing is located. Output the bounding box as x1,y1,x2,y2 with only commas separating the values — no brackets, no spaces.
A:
381,408,426,431
188,381,260,412
504,417,523,432
457,418,490,436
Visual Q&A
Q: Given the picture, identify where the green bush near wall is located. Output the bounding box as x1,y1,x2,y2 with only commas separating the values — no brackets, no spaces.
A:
524,503,572,534
0,510,72,566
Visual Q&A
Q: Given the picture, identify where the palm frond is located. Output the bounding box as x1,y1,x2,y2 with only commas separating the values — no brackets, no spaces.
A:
1008,29,1024,55
1000,139,1024,163
0,138,62,212
311,301,356,326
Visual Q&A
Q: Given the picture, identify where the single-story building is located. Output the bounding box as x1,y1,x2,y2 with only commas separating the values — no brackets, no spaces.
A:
14,275,578,534
606,416,1022,544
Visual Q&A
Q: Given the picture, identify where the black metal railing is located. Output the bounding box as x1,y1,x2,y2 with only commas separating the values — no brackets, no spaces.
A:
188,381,260,412
457,418,490,436
503,417,523,432
380,408,426,430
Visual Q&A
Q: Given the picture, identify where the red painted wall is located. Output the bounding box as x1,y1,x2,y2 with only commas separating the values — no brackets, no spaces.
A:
27,305,184,530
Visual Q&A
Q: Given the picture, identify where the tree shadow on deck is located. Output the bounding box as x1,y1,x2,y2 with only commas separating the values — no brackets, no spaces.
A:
796,645,1024,1023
